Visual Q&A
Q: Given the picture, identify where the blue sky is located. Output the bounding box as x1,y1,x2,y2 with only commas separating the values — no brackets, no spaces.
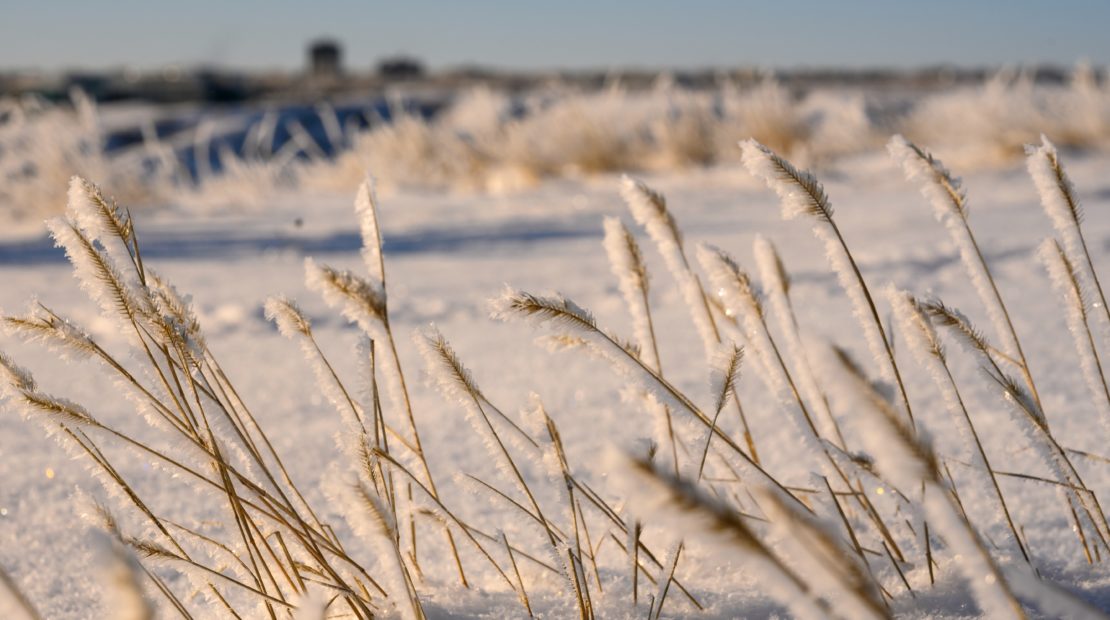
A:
2,1,1108,71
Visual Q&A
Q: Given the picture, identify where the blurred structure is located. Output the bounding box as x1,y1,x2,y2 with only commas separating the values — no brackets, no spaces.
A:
377,55,425,80
309,39,343,79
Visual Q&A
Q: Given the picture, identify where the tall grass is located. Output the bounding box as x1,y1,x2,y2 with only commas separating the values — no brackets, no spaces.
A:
0,91,300,228
8,65,1110,229
0,91,154,228
903,64,1110,168
2,129,1110,617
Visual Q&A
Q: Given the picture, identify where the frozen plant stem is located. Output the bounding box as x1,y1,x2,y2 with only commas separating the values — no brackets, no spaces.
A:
1027,136,1110,342
491,288,803,506
621,176,760,463
10,138,1110,618
308,179,468,587
1037,240,1110,442
924,299,1110,560
887,287,1031,563
741,139,915,428
817,344,1026,619
753,235,847,448
889,136,1042,407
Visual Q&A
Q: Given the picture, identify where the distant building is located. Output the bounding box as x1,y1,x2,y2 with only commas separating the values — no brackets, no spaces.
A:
309,39,343,78
377,56,425,80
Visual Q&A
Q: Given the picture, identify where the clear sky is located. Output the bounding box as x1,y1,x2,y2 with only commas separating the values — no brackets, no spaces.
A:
2,0,1108,72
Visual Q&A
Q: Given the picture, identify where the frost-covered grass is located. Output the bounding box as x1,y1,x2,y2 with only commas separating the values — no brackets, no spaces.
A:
0,92,295,234
5,131,1110,618
8,65,1110,232
0,91,156,228
316,67,1110,195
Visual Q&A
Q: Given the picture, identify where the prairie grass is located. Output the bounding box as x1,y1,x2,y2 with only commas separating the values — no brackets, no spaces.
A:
10,65,1110,230
3,129,1110,618
0,92,156,228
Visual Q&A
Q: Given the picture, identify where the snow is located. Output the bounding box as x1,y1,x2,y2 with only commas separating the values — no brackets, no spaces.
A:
4,145,1110,617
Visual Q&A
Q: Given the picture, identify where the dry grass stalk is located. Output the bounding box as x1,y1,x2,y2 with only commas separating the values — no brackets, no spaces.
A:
1027,136,1110,342
615,453,828,620
753,485,887,620
2,178,394,618
923,299,1110,560
817,345,1026,619
741,139,916,428
889,136,1042,407
696,344,744,481
621,176,760,463
9,132,1110,618
305,180,468,587
491,287,803,508
699,222,906,574
887,287,1031,564
1037,239,1110,435
753,235,847,448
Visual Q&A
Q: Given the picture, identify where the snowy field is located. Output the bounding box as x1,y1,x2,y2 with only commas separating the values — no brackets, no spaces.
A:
4,137,1110,618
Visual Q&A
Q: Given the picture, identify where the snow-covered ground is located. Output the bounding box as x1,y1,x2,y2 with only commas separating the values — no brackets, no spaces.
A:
4,146,1110,618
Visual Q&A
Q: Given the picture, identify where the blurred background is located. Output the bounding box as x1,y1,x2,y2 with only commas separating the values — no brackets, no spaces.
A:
2,0,1110,229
